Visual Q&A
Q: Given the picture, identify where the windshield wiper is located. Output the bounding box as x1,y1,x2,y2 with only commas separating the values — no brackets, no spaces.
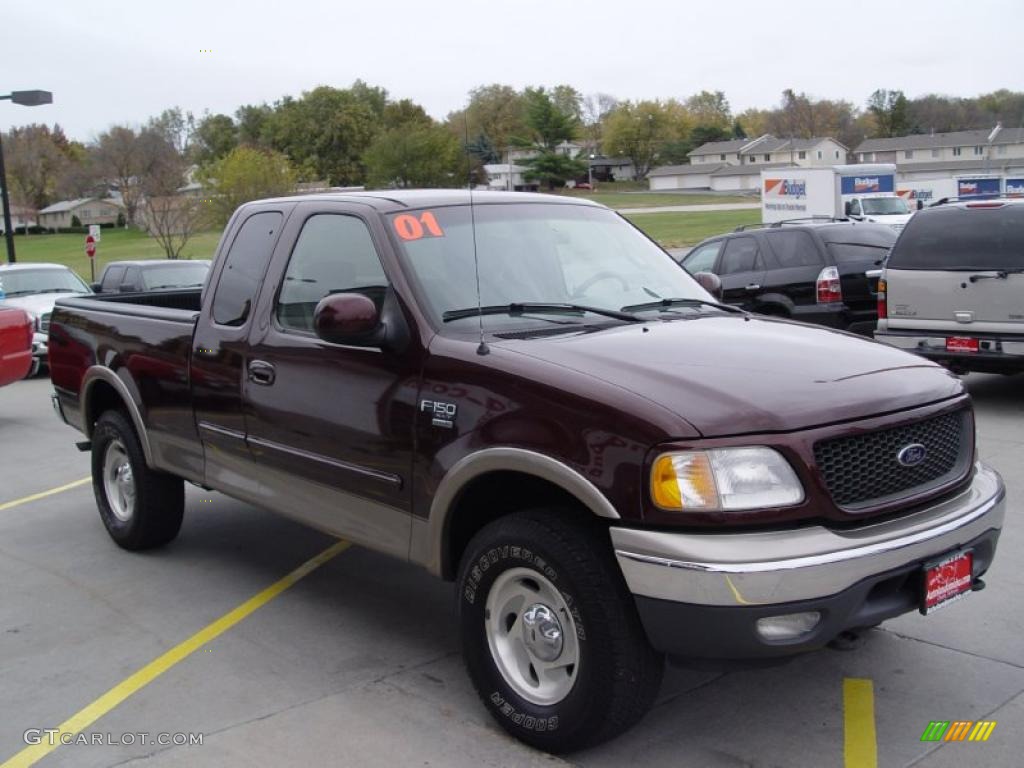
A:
443,302,641,323
620,297,744,314
969,268,1024,282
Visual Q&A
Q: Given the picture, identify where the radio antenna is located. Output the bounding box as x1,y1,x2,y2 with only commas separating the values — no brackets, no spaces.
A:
465,113,489,355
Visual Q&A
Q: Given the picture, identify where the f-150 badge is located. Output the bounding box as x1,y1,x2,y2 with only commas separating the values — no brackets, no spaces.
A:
421,399,457,428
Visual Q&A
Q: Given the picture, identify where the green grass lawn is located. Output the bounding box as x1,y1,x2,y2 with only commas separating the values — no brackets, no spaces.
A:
11,228,221,281
556,190,754,209
625,209,760,248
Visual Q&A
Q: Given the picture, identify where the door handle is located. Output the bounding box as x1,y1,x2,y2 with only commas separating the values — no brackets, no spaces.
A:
247,360,276,386
744,284,761,291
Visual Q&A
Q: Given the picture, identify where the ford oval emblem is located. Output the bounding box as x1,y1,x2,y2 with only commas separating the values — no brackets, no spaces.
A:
897,443,928,467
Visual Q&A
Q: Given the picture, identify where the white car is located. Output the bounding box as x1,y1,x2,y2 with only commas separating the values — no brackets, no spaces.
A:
0,263,92,376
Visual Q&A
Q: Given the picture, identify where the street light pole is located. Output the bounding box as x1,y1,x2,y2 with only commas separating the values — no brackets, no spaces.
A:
1,90,54,264
0,129,15,264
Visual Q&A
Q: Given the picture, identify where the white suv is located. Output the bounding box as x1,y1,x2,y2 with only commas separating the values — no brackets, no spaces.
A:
875,198,1024,374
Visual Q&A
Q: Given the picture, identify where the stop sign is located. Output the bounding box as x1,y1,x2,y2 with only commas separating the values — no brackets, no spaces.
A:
85,234,96,259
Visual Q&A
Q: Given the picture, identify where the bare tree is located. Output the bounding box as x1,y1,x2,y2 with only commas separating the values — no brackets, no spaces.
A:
141,194,203,259
138,133,202,259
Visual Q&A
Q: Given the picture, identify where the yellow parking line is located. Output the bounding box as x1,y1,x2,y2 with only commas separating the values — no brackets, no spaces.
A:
0,539,350,768
0,477,91,512
844,678,878,768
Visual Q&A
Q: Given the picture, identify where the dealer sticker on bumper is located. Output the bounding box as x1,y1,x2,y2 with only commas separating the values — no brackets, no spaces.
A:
922,550,973,614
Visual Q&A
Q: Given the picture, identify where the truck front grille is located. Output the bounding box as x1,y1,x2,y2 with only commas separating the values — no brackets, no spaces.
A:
814,410,971,510
40,313,51,332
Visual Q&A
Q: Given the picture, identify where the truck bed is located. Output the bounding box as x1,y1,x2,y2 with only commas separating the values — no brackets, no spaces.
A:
49,289,203,482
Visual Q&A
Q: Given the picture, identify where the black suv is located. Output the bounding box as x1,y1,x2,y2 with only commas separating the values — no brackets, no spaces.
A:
680,221,897,335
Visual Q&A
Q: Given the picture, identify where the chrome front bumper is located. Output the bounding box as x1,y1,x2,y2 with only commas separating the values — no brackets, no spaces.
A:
612,463,1004,607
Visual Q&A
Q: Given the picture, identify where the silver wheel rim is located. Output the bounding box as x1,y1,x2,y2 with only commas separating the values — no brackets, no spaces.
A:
103,439,136,522
485,567,580,706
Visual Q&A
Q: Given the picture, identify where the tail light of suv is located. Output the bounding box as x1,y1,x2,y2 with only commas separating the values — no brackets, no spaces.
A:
877,277,887,319
816,266,843,304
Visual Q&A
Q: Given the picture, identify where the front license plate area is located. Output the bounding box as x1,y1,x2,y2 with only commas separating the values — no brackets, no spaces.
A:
921,550,973,615
946,336,979,353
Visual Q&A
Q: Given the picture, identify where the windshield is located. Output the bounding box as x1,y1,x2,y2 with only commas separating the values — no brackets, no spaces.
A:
861,197,910,215
389,203,709,328
141,263,210,290
0,268,90,297
888,205,1024,271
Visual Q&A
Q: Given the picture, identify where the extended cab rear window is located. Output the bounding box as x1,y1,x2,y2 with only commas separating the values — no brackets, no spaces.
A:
888,205,1024,270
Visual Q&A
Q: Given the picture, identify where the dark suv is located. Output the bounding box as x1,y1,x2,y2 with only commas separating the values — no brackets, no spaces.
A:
680,221,897,335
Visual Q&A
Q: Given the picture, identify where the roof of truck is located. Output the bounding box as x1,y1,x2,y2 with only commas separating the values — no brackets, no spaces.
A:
250,189,605,211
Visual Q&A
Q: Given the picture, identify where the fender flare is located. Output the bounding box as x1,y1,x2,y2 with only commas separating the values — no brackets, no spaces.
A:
81,365,155,467
421,447,619,578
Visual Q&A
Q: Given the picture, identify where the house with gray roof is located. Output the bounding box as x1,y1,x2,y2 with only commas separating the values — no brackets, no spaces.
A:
854,127,1024,166
38,198,124,231
689,134,847,168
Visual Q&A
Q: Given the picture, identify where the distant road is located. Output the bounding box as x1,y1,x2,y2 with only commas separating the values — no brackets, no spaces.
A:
616,202,760,214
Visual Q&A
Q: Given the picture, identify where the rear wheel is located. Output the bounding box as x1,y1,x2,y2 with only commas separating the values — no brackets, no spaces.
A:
91,410,184,550
457,510,663,753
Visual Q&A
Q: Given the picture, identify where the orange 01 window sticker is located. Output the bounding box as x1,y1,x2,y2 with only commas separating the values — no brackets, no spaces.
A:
393,211,445,241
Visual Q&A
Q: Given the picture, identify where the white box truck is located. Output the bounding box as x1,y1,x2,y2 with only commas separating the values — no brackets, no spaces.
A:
761,164,914,231
896,178,957,208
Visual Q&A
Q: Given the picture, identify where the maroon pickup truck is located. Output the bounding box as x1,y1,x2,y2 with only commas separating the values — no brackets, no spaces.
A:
49,191,1005,752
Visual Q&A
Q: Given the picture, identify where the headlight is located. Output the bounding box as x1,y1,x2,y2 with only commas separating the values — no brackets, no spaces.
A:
651,448,804,512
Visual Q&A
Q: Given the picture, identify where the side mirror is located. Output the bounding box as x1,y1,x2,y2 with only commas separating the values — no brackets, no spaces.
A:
693,271,723,301
844,201,853,216
916,199,924,211
313,293,381,345
90,282,102,292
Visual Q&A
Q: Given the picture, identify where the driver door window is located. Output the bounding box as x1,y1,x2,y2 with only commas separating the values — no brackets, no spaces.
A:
276,214,389,333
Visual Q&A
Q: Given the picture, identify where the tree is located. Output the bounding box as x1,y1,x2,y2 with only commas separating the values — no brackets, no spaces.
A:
196,146,296,227
365,124,461,189
138,129,200,258
685,90,732,131
192,113,238,165
550,85,584,123
447,84,528,158
382,99,432,131
514,88,587,190
94,126,148,224
235,103,273,146
262,85,380,184
581,92,619,153
2,124,68,210
148,107,194,156
602,100,690,178
867,89,910,138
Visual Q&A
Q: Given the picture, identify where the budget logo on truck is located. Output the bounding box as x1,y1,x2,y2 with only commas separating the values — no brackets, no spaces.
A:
840,174,894,194
764,178,807,199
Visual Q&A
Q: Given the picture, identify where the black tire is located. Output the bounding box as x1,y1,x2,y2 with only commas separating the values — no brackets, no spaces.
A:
457,510,663,753
91,410,184,550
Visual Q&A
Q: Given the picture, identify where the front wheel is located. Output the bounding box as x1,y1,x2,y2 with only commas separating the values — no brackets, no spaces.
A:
457,510,663,753
91,410,184,550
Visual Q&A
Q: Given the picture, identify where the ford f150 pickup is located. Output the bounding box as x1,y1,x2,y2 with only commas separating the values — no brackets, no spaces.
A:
49,191,1005,752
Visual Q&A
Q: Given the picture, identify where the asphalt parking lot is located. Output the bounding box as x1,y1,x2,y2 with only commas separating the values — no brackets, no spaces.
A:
1,373,1021,768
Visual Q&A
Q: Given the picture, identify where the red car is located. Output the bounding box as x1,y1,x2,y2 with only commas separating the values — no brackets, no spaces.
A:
0,307,33,386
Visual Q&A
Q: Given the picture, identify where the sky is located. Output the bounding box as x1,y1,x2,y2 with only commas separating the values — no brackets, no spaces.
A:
3,0,1022,142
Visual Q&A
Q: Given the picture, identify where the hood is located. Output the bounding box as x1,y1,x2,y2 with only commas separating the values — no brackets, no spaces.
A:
494,315,962,437
0,293,82,318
